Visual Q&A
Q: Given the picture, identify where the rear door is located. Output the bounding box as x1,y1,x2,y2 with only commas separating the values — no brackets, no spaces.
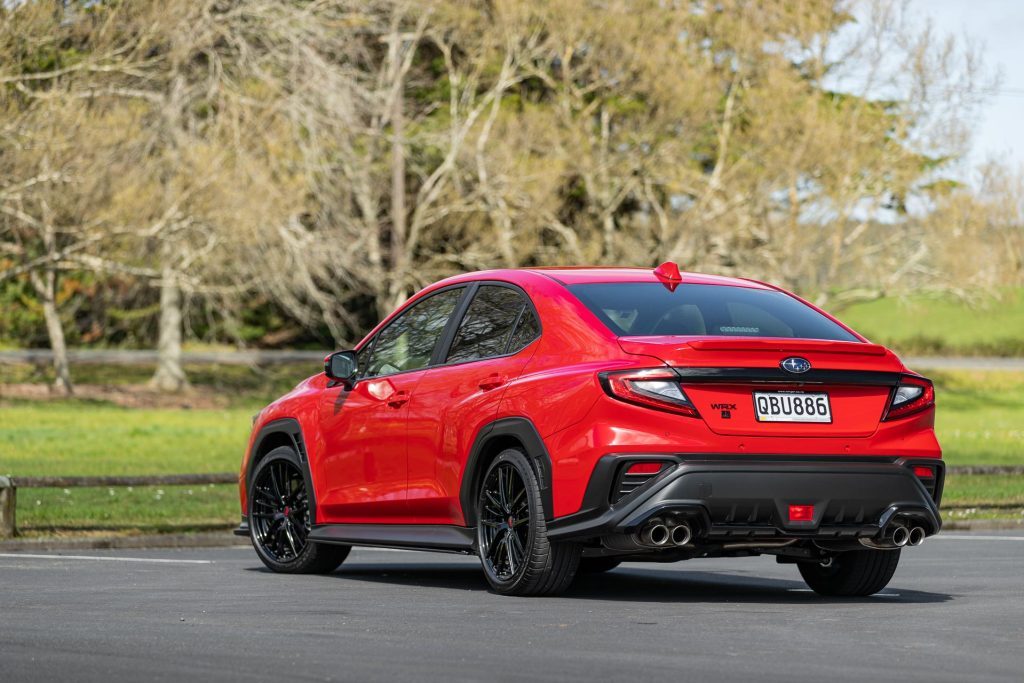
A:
316,287,465,524
405,283,541,524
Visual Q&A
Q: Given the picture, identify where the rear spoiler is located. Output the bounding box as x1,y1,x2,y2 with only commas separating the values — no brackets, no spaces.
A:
685,339,888,356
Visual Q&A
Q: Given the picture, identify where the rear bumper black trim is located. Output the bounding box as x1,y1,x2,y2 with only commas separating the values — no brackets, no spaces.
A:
308,524,476,554
547,454,944,542
233,521,250,538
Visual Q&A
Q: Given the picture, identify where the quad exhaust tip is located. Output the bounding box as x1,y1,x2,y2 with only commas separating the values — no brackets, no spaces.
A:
670,523,692,546
891,525,910,547
642,523,671,546
908,526,926,547
639,520,693,547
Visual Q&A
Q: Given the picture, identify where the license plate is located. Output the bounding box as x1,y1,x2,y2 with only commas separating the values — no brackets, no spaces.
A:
753,391,832,423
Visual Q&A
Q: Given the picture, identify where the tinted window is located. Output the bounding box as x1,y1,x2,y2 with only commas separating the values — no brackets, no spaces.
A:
447,286,530,363
362,288,462,377
569,283,858,342
507,306,540,352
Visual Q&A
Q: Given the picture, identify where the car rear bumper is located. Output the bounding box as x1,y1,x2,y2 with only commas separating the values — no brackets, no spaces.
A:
546,455,944,544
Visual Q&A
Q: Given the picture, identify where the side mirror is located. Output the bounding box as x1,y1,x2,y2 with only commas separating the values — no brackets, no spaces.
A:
324,350,358,383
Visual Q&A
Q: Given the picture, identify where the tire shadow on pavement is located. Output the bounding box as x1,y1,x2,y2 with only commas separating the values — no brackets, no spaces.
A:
251,561,952,605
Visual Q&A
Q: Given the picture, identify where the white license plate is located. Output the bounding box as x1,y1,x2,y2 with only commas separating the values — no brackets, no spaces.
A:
753,391,832,423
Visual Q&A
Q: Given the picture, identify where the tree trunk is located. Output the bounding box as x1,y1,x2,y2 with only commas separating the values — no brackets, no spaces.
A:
149,266,188,392
30,270,72,395
385,30,409,314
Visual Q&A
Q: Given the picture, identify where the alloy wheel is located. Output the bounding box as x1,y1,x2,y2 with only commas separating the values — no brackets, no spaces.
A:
479,462,531,581
251,459,310,562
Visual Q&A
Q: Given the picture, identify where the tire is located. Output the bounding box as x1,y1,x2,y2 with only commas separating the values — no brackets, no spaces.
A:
577,557,623,575
476,448,581,596
798,549,901,597
248,446,350,574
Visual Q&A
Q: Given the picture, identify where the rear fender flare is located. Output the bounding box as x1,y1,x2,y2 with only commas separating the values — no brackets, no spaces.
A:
460,417,554,526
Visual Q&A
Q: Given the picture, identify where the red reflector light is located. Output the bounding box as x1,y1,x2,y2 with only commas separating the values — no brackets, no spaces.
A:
626,462,664,475
913,466,934,478
788,504,815,522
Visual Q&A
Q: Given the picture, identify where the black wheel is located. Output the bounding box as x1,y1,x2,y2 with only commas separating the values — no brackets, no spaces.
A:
798,549,901,597
476,448,580,596
577,557,623,575
248,447,350,574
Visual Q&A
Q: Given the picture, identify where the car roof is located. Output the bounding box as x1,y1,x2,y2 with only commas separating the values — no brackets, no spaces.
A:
523,266,772,289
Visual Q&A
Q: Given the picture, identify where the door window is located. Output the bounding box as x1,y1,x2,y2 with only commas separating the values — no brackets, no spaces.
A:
362,288,462,377
446,285,537,363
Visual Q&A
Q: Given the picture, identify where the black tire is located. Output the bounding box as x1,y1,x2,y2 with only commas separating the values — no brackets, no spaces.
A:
798,549,901,597
577,557,623,575
476,448,581,596
248,446,350,574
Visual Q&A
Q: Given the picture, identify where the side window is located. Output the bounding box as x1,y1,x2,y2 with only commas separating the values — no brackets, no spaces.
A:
362,288,462,378
507,306,539,353
446,286,536,363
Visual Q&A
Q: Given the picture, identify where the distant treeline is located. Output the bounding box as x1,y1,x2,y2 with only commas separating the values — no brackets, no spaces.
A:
1,1,1021,392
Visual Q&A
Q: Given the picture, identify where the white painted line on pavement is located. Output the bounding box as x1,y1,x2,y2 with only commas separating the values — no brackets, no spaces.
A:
0,553,213,564
931,535,1024,542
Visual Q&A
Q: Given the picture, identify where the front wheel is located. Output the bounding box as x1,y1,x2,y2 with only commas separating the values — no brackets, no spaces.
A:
798,549,901,596
248,446,350,574
476,448,580,596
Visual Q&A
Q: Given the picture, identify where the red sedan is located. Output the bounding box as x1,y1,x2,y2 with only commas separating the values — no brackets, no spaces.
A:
237,263,942,596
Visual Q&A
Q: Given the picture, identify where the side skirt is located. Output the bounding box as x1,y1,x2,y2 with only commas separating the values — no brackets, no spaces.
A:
308,524,477,555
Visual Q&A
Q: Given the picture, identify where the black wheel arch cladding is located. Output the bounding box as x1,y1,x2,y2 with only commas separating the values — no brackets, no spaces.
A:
247,418,318,524
461,417,554,526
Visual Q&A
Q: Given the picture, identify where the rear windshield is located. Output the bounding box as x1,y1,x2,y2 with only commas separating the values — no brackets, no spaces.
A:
568,283,859,341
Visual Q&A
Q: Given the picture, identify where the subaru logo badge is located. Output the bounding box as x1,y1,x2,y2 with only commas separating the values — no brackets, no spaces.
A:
780,357,811,374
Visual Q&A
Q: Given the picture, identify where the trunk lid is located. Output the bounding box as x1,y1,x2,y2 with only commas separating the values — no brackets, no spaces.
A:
618,337,904,438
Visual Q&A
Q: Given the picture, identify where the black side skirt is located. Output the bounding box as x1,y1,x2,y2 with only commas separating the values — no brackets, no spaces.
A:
308,524,476,554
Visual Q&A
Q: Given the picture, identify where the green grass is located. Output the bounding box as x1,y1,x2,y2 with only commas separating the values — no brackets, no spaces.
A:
0,400,251,477
1,368,1022,536
942,475,1024,506
836,289,1024,356
13,484,239,536
932,371,1024,466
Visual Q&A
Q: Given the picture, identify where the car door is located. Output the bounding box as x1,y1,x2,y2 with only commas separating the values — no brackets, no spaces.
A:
406,283,542,524
316,287,465,524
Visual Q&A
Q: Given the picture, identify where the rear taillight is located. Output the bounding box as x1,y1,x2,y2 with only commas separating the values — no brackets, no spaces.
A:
883,376,935,421
600,369,700,418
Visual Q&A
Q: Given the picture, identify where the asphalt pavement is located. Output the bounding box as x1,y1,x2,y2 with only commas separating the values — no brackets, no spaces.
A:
1,532,1022,682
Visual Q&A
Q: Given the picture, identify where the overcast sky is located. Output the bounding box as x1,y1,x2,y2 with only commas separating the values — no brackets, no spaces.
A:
913,0,1024,173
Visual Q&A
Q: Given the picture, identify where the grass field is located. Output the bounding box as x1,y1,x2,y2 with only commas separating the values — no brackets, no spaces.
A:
1,367,1022,536
837,289,1024,356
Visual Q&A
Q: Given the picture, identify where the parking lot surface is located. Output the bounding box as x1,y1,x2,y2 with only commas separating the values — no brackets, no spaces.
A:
1,532,1022,682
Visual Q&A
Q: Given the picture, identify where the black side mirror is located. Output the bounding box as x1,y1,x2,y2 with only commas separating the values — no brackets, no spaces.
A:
325,350,358,383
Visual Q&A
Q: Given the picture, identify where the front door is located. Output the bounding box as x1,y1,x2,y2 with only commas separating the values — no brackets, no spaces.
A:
316,287,465,524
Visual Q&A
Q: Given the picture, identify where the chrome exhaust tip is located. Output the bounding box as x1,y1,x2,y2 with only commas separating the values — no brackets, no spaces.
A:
670,523,692,546
908,526,926,547
641,523,670,547
891,525,910,548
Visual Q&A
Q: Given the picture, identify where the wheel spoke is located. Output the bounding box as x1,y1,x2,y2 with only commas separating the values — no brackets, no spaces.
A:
487,528,507,563
504,536,516,574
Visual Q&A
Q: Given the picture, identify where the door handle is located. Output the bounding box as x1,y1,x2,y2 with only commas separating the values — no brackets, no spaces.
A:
387,390,410,409
478,373,506,391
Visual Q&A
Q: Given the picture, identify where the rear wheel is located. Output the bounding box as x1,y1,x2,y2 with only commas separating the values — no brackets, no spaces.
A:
798,549,901,596
248,446,350,574
476,448,580,596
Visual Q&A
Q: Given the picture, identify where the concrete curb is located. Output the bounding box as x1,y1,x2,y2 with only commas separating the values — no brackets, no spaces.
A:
0,530,249,552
